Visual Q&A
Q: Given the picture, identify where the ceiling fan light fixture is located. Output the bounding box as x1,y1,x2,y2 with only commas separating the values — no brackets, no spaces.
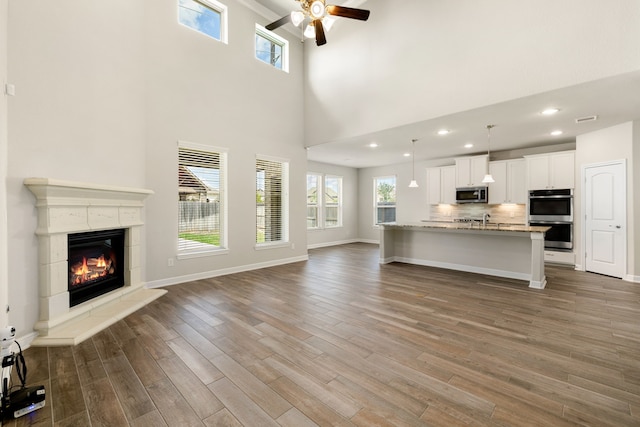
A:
310,1,326,19
291,10,305,27
322,15,336,31
303,22,316,38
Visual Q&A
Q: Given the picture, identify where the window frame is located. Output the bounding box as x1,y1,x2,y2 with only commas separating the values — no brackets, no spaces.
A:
254,24,289,72
178,0,229,44
323,175,343,229
306,173,322,230
177,141,229,259
256,155,290,249
306,173,343,230
373,175,397,226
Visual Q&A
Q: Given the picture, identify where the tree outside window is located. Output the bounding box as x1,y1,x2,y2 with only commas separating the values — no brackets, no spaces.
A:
375,176,396,224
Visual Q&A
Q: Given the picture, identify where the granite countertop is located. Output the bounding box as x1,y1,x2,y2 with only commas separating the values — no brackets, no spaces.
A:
380,221,550,233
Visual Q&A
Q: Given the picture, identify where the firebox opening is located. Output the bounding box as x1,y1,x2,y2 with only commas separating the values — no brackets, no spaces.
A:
68,228,126,307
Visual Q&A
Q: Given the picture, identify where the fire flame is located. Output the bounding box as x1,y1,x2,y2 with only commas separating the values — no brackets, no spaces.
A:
70,255,112,286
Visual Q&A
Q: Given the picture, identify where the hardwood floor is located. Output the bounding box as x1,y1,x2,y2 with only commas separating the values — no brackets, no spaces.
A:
6,243,640,426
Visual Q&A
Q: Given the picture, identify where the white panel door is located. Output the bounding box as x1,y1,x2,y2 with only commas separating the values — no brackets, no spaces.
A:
584,161,626,278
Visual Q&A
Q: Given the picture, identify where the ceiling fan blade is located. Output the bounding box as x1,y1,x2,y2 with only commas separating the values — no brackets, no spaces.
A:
326,5,370,21
265,15,291,31
314,19,327,46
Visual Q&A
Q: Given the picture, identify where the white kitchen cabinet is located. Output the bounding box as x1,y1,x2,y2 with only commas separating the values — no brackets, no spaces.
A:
426,166,456,204
489,159,527,204
426,167,441,204
441,166,457,204
525,151,575,190
455,155,488,188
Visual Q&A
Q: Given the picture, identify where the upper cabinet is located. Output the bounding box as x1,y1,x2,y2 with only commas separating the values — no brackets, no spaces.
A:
426,165,456,204
488,159,527,204
455,155,488,188
525,151,575,190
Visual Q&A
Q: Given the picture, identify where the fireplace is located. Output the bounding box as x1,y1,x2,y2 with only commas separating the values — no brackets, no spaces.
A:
68,229,126,307
24,177,167,346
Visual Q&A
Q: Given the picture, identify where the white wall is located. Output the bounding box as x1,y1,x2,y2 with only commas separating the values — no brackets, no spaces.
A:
143,0,306,286
357,160,432,243
6,0,307,339
304,0,640,146
575,122,637,280
0,0,8,327
307,161,359,248
6,0,148,338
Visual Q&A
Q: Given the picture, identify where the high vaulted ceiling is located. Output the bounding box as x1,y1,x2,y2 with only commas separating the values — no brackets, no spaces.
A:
251,0,640,168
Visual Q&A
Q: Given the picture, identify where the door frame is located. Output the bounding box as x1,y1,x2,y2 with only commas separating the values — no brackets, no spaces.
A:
580,159,627,279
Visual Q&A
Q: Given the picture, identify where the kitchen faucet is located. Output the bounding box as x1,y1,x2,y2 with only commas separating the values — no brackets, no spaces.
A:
482,213,491,226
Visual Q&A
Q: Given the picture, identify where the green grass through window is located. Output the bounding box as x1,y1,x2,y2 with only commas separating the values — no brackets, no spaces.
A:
179,233,220,246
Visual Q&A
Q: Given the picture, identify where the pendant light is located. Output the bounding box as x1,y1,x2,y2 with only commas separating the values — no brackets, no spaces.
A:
409,138,419,188
481,125,495,184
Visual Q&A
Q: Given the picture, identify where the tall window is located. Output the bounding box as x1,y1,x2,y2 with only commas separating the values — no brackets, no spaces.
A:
256,157,289,245
306,173,343,229
178,142,227,255
306,173,321,229
255,25,289,72
324,175,342,228
178,0,228,43
374,176,396,225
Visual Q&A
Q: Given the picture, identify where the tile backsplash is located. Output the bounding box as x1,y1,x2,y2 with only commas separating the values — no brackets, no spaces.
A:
429,203,526,225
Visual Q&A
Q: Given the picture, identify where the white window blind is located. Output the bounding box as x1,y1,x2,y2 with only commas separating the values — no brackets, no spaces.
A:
256,157,288,244
178,142,226,254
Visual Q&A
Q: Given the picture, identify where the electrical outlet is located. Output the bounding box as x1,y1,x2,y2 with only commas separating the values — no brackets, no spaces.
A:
291,243,295,250
167,258,174,267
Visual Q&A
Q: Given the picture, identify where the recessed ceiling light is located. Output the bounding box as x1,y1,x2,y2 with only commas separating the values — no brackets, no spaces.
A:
437,129,450,135
550,130,563,136
542,108,560,115
368,143,378,148
464,143,473,149
403,152,411,157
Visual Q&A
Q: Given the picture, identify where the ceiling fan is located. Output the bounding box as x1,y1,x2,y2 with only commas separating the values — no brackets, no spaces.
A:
265,0,370,46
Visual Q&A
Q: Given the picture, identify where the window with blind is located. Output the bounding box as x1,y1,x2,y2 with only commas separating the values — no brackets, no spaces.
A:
256,157,289,245
374,175,396,225
178,142,227,255
306,173,321,229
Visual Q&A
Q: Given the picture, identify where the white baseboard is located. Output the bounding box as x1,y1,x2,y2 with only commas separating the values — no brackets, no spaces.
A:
14,330,39,352
145,254,309,289
624,274,640,283
307,238,360,249
390,256,531,283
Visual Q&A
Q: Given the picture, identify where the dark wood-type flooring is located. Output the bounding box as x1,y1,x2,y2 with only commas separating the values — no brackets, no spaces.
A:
6,243,640,426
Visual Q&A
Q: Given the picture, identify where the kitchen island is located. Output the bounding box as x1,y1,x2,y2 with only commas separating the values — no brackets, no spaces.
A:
379,222,550,288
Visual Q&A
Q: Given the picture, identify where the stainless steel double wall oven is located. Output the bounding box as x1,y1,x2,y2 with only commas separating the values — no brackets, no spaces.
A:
528,189,573,250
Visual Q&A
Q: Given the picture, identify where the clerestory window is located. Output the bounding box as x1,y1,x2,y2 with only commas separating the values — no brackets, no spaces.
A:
178,0,228,43
255,24,289,72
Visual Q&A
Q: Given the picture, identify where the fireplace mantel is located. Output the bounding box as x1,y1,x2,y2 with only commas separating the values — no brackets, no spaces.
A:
24,178,166,346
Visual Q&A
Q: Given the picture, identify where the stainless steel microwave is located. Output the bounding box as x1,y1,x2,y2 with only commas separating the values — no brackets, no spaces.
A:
455,186,488,204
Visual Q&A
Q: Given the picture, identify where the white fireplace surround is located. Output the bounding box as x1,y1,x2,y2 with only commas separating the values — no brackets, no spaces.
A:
24,178,166,346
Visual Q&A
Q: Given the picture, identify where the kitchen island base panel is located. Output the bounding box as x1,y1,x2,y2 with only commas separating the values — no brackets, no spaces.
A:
380,224,547,289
